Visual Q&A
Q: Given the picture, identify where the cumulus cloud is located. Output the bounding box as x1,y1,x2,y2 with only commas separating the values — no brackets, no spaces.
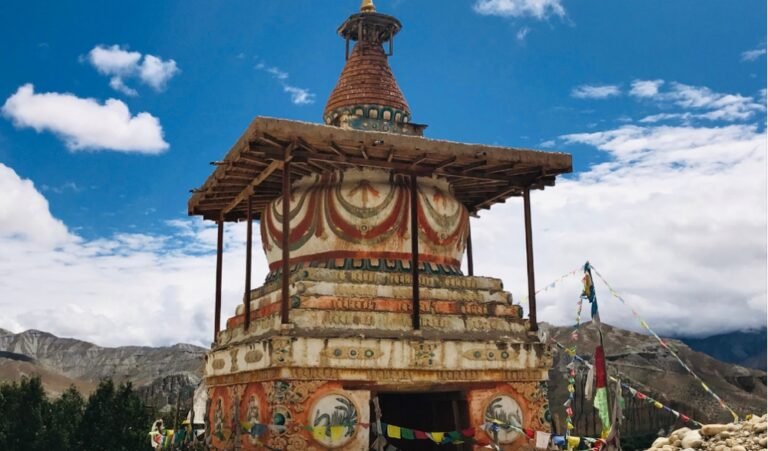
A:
473,0,565,19
571,84,621,99
87,45,180,95
473,122,766,337
0,162,260,346
741,45,766,62
2,84,169,153
256,62,315,105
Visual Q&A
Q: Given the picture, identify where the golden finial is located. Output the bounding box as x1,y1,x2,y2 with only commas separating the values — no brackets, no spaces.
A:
360,0,376,13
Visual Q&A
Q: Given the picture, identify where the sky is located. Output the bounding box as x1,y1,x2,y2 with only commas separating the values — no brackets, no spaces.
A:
0,0,765,347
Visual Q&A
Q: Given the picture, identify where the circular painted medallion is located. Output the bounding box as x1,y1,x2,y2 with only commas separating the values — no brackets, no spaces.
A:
484,394,524,444
308,393,359,448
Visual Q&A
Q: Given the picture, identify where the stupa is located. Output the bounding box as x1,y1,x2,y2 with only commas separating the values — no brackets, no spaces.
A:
188,1,572,450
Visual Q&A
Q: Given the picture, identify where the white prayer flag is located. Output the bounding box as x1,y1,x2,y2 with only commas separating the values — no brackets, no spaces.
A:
535,431,551,450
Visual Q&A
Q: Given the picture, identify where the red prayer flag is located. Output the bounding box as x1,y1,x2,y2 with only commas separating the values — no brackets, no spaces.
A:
461,427,476,438
594,345,607,388
414,430,428,440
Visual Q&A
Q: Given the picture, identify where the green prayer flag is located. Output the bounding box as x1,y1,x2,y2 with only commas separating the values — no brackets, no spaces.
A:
401,428,415,440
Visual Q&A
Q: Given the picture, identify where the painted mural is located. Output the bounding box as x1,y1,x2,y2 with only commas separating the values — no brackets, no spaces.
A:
260,168,469,277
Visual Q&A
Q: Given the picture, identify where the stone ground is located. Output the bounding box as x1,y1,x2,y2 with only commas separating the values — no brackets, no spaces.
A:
646,414,767,451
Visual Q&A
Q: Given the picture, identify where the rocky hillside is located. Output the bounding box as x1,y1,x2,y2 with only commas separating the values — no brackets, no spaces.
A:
543,321,767,428
0,329,206,411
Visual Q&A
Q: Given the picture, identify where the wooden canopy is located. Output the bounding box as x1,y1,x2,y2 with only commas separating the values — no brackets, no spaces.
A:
187,117,572,222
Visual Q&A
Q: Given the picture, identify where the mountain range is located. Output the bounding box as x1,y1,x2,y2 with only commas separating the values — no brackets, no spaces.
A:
0,324,765,424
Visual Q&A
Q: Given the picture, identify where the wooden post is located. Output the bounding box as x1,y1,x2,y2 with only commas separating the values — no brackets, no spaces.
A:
523,187,538,332
281,149,292,325
244,196,253,331
410,175,420,330
214,220,224,342
466,219,474,276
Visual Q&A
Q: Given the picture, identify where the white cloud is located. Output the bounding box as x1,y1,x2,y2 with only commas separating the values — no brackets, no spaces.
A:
88,45,141,76
741,46,766,62
139,55,180,91
0,162,262,346
2,84,168,153
571,84,621,99
256,62,315,105
283,86,315,105
516,27,531,42
109,77,138,97
473,0,565,19
629,79,664,98
630,80,764,122
87,45,180,95
473,122,766,337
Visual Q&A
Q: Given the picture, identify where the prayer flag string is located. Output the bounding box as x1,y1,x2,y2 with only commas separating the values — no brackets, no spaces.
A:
588,263,739,423
550,338,703,427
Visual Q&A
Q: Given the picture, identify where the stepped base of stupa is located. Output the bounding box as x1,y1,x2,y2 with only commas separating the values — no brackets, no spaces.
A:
205,268,553,450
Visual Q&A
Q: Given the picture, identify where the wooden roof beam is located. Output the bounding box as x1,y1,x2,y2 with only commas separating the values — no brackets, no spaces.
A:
220,159,283,217
433,156,457,171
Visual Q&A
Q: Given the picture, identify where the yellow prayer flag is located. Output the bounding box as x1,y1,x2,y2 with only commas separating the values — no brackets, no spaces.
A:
313,426,326,440
330,425,344,441
387,424,401,439
567,436,580,449
566,423,574,430
654,401,663,409
429,432,445,443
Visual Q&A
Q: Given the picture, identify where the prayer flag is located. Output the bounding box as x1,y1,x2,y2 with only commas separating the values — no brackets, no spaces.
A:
429,432,445,444
447,431,462,443
401,428,415,440
387,424,401,439
567,436,581,450
535,431,551,450
593,345,612,436
414,430,428,440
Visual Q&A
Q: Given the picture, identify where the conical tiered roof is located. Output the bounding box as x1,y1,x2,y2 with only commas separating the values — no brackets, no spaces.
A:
323,1,425,135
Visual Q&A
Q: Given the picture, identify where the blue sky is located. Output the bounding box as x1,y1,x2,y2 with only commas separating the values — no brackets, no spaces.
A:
0,0,765,346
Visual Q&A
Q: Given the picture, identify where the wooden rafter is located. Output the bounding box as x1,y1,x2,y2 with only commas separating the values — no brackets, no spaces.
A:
220,160,283,217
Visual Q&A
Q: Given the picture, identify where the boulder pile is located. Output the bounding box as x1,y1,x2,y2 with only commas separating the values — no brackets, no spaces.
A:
646,415,767,451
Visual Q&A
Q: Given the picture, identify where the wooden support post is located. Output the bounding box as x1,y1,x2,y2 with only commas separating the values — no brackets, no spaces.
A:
280,147,292,325
214,220,224,342
410,175,420,330
466,219,474,276
244,196,253,331
523,187,538,332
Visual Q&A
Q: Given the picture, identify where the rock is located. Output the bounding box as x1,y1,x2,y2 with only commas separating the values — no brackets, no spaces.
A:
653,438,671,448
759,438,767,447
682,431,703,449
731,446,746,451
727,439,736,447
703,425,731,436
720,432,733,439
714,445,726,451
754,423,767,433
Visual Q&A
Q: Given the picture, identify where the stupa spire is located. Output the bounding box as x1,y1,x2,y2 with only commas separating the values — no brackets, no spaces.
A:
323,1,426,135
360,0,375,13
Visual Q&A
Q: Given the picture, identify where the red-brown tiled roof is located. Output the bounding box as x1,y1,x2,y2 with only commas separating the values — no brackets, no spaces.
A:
324,40,410,117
